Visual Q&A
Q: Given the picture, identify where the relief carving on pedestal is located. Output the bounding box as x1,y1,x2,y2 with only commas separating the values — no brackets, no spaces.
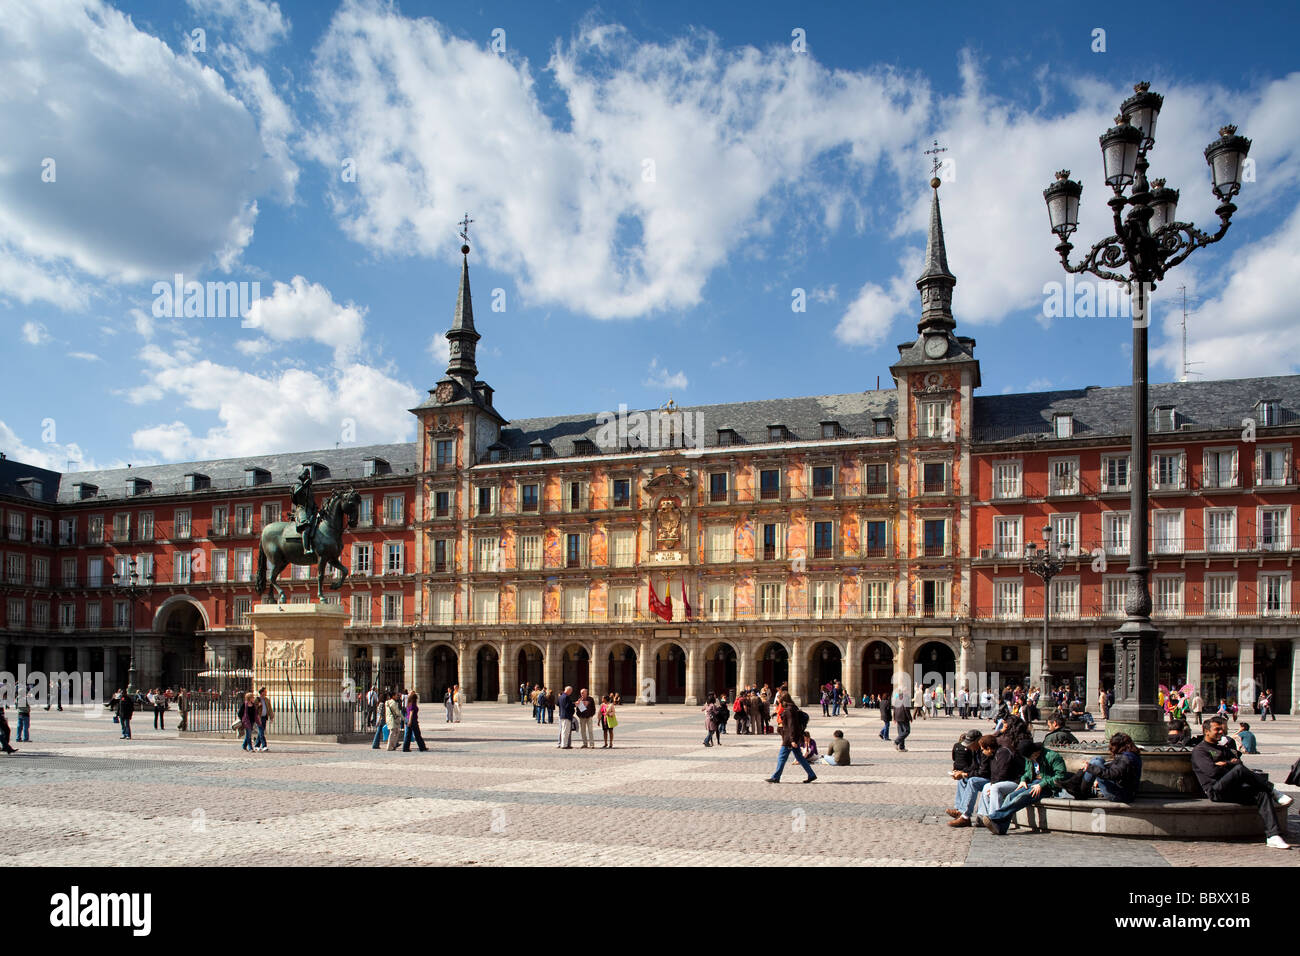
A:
265,640,307,666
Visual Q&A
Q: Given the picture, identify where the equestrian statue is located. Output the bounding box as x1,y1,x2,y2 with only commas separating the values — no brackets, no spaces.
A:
255,468,360,603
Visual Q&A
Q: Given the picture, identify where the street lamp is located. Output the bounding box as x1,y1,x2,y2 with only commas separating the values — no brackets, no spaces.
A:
111,557,154,695
1025,525,1066,703
1044,82,1250,743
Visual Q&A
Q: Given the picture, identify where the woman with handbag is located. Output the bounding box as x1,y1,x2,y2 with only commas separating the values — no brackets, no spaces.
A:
600,694,618,748
402,691,428,752
384,691,404,751
238,692,258,753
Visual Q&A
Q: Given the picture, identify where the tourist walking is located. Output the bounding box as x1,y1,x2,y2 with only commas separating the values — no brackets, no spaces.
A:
557,686,576,749
1191,691,1204,726
15,687,31,742
575,688,597,748
443,686,454,722
177,688,190,731
402,691,428,752
894,691,912,751
452,684,463,722
532,685,543,723
764,692,816,784
117,689,134,740
238,692,258,753
1192,716,1293,848
383,691,404,751
702,693,721,747
878,693,892,740
255,687,273,752
152,689,166,730
0,707,15,754
545,688,556,723
599,694,618,748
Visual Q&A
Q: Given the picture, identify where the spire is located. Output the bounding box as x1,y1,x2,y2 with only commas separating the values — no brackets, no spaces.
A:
915,177,956,334
445,217,480,385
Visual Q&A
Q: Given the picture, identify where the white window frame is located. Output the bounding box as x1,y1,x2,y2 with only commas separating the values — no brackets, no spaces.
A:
1258,506,1290,552
352,543,372,577
212,550,227,583
611,587,636,622
705,582,734,621
1202,447,1238,490
864,580,892,618
1048,513,1079,556
432,590,455,625
1259,573,1291,616
1255,444,1292,487
810,580,838,620
384,494,405,525
473,589,499,624
610,529,636,568
706,524,734,563
475,536,501,573
174,551,191,585
992,460,1022,500
1102,511,1131,556
518,589,542,624
1205,574,1236,617
1153,574,1184,618
1048,456,1080,496
994,579,1023,620
1204,507,1236,554
384,541,404,575
351,594,371,625
563,586,588,623
1152,450,1186,491
382,593,403,625
920,400,951,440
518,535,542,571
1100,454,1131,492
919,579,951,618
1049,576,1080,620
759,582,786,620
1102,576,1127,617
174,509,192,540
993,516,1022,559
1153,509,1184,555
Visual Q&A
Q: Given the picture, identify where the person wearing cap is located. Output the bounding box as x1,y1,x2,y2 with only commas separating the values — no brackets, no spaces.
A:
1043,713,1078,748
982,739,1069,835
946,733,995,827
952,729,981,774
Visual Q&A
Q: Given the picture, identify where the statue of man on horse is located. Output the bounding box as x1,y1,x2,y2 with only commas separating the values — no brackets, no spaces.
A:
256,485,360,603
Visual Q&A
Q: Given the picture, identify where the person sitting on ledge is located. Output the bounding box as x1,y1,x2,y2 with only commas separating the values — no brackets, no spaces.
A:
1061,732,1143,803
1067,698,1096,731
1192,716,1292,849
982,738,1069,835
945,733,995,828
952,729,981,774
1236,721,1259,755
1044,713,1078,747
1166,718,1192,747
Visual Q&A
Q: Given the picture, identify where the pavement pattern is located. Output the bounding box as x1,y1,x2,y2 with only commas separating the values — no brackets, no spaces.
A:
2,702,1298,866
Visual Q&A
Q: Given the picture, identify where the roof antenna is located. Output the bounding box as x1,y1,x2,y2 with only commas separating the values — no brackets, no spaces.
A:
1178,285,1204,383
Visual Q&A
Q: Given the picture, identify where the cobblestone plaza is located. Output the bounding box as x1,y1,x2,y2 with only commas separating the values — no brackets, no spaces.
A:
3,705,1296,867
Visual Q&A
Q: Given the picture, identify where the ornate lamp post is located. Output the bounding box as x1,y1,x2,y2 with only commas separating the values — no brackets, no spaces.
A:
1024,525,1066,701
1044,82,1250,744
111,557,153,695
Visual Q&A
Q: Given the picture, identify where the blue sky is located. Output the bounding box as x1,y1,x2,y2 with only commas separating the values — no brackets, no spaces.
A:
4,0,1300,471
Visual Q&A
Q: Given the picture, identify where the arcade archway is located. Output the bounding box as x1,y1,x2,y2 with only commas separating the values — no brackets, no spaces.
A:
755,641,789,692
807,640,843,703
860,640,894,698
516,643,544,692
476,645,500,701
606,643,637,700
703,641,738,698
427,643,459,700
561,643,591,692
653,642,687,703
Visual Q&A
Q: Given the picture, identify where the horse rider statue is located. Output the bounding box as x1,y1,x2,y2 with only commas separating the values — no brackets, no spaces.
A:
292,466,319,557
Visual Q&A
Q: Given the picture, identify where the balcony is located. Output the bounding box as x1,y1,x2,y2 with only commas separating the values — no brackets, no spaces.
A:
865,481,888,496
709,489,728,504
812,484,834,499
922,479,948,494
865,545,890,558
759,486,781,501
812,545,834,559
923,543,948,557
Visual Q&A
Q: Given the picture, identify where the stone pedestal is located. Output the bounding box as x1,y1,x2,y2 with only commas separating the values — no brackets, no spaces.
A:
250,603,355,739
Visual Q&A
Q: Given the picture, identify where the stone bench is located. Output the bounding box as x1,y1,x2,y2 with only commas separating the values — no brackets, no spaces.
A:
1015,796,1287,839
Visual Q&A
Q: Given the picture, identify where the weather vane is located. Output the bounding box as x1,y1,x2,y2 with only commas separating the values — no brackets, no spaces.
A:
924,140,948,180
458,213,473,247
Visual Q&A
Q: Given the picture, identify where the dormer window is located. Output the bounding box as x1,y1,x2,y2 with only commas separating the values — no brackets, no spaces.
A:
302,462,329,480
183,473,210,491
16,478,43,499
363,457,390,477
1052,413,1073,439
717,427,737,447
873,417,893,437
820,421,840,439
768,424,787,442
530,440,548,460
74,482,98,500
488,448,502,463
245,467,270,487
573,438,597,456
1153,405,1177,432
125,477,151,496
1257,400,1280,426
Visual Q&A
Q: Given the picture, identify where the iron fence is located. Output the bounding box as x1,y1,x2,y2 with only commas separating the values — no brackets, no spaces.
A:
180,660,374,736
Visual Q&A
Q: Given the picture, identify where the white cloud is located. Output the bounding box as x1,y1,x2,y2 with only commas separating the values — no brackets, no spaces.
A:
428,335,450,366
185,0,290,54
810,285,838,304
643,357,688,390
240,275,366,363
835,274,913,347
129,360,420,461
0,0,295,307
307,3,929,320
21,321,50,345
0,420,105,472
69,351,102,362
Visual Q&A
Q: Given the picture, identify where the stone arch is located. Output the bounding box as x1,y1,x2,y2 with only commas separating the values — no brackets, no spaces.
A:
806,638,845,704
560,641,593,693
426,641,459,702
701,639,739,699
605,641,638,701
473,642,501,701
515,640,544,692
649,640,688,703
860,638,896,699
754,639,791,692
152,595,210,633
913,640,958,700
152,596,208,690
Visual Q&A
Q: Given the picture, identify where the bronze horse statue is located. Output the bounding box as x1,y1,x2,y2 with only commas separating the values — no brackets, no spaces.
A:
255,488,360,602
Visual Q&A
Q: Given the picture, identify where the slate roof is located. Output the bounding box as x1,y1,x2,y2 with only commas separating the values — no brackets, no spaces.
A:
50,442,419,504
495,390,899,459
0,456,62,504
974,374,1300,444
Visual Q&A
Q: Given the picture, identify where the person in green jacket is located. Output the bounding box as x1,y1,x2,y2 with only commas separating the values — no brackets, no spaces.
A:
982,739,1068,835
